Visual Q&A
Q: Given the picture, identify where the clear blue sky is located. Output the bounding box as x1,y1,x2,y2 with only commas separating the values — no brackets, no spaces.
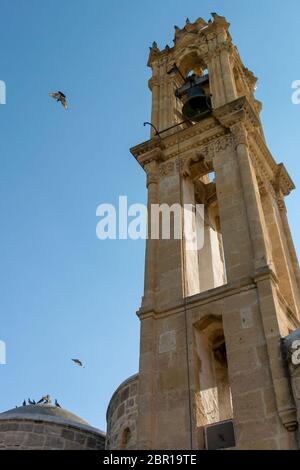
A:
0,0,299,431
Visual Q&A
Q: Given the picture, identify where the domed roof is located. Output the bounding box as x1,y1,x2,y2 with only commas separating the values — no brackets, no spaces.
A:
0,404,104,435
0,404,86,424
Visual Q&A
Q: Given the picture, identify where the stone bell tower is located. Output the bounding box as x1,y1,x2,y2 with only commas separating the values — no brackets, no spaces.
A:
130,14,300,450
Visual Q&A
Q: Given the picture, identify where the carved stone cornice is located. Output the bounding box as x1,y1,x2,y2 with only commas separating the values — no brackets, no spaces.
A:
131,96,295,203
130,139,165,168
213,95,260,129
131,98,257,171
274,163,295,197
247,132,295,205
138,147,164,168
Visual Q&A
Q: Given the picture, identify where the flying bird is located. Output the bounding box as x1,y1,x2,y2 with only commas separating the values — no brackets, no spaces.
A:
71,358,84,368
49,91,68,110
55,399,61,408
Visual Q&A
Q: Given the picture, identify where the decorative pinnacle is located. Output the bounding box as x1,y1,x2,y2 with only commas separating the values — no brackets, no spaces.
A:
149,41,159,52
210,12,227,22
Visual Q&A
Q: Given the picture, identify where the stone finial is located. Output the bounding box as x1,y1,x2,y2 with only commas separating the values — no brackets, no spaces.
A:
210,12,229,29
149,41,159,52
195,17,207,26
211,12,226,21
148,41,160,66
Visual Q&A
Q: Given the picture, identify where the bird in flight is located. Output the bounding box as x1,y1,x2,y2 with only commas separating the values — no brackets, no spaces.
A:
71,358,84,368
49,91,68,109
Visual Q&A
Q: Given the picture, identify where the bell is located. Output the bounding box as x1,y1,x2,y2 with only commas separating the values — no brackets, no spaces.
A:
181,85,211,122
175,74,212,122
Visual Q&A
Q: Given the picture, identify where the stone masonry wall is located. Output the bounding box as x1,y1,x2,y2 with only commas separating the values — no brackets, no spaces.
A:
0,419,105,450
106,374,138,450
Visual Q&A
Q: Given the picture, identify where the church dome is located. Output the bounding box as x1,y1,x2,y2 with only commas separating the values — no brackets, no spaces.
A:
0,403,105,450
0,404,90,428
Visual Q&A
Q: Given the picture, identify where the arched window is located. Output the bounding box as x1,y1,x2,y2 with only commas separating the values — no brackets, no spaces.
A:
194,316,233,427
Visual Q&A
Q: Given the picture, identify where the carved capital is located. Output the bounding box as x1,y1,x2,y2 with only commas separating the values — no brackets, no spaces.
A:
217,41,233,55
276,195,286,213
207,40,232,61
214,134,234,155
159,160,175,178
258,180,268,198
148,76,160,91
230,123,248,147
206,49,219,61
145,160,158,187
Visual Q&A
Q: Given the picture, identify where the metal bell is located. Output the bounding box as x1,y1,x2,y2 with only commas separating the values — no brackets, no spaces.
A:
176,74,212,122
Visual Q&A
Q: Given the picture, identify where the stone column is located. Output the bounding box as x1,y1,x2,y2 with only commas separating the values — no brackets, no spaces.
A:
182,177,200,297
278,196,300,300
207,51,226,108
155,160,184,309
137,314,157,449
254,272,298,442
207,57,218,109
213,134,254,282
261,188,299,315
149,72,160,138
207,26,237,108
198,214,225,292
231,123,272,274
218,43,237,103
141,160,158,310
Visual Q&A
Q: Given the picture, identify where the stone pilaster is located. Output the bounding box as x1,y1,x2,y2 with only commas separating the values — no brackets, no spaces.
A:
141,160,159,310
231,122,272,274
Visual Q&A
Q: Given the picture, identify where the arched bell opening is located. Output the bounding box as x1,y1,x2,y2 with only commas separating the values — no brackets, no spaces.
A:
175,53,212,122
